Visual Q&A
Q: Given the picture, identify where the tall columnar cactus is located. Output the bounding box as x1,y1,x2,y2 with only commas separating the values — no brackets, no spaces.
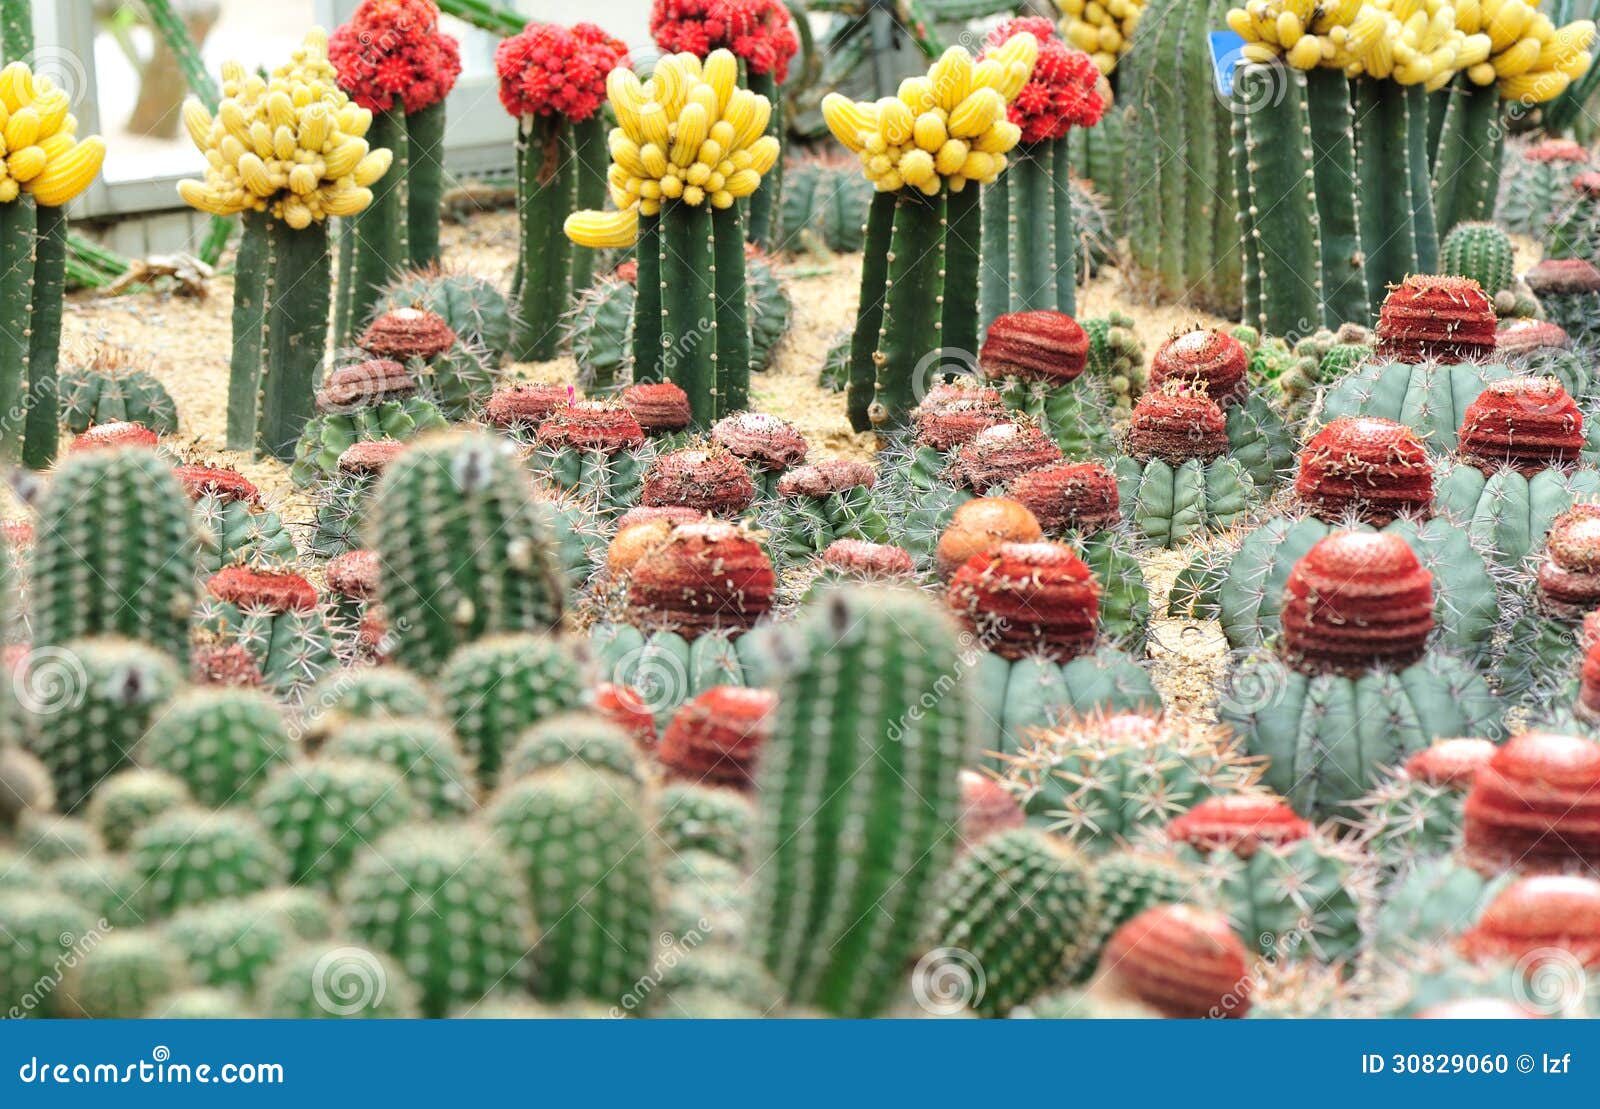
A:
370,433,565,673
648,0,800,252
138,687,291,809
977,19,1107,329
0,61,105,468
566,51,780,424
488,765,658,1002
752,587,971,1017
821,37,1039,430
344,825,534,1018
22,638,179,815
1121,0,1240,316
498,21,628,362
178,30,392,459
28,446,195,657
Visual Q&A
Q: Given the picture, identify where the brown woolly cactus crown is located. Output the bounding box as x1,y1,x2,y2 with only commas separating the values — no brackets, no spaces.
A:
946,540,1100,662
1097,904,1253,1019
337,438,407,476
1537,505,1600,618
315,358,417,411
1008,462,1121,534
1524,257,1600,297
1280,532,1435,676
1463,731,1600,876
657,685,776,789
956,421,1065,493
1125,386,1229,465
1403,738,1498,788
957,769,1026,846
912,381,1008,451
819,539,915,577
627,521,775,637
1374,275,1497,363
1165,793,1311,858
325,548,380,602
1148,326,1247,403
191,642,265,688
173,465,260,505
535,401,646,454
777,459,875,499
1456,875,1600,969
622,381,693,432
1457,376,1585,475
935,496,1044,578
68,422,160,453
979,309,1089,385
1294,417,1434,525
640,447,758,516
483,383,570,430
205,566,319,614
1494,318,1572,358
358,306,457,361
710,412,808,472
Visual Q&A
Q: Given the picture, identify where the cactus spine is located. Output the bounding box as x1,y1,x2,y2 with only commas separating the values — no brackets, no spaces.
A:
752,587,971,1016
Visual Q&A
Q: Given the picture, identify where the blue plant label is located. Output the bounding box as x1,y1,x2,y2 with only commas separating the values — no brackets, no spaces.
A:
1209,30,1245,99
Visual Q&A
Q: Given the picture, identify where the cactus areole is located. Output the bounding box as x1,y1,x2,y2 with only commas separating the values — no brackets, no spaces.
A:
1279,532,1435,676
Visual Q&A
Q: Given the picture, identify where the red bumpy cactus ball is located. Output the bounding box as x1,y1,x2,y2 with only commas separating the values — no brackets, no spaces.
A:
981,18,1104,144
1404,737,1498,788
174,465,261,506
935,497,1044,578
649,0,799,82
1463,731,1600,875
1457,875,1600,970
947,541,1100,662
536,402,647,454
657,685,776,788
329,0,462,114
483,383,570,431
1295,417,1434,525
912,382,1008,451
1166,794,1311,858
627,521,775,636
1098,905,1254,1019
623,382,694,433
957,422,1065,493
641,447,757,515
1536,505,1600,618
1280,532,1435,675
1125,386,1229,465
206,567,319,614
495,22,630,121
1148,327,1248,403
358,308,456,360
1457,376,1586,475
1008,462,1121,534
1374,275,1498,363
980,310,1089,386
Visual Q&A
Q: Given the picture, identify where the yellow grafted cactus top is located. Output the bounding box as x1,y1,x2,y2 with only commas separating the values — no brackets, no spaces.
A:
176,28,391,230
820,36,1039,196
1060,0,1143,74
564,49,782,250
1226,0,1592,97
0,62,106,208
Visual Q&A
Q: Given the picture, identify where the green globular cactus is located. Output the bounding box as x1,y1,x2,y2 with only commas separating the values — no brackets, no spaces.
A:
774,155,873,252
923,828,1101,1017
15,814,99,864
968,645,1161,760
308,443,399,558
1431,77,1506,237
1525,258,1600,346
487,766,657,1002
654,782,753,865
532,489,608,588
343,825,533,1018
1496,139,1589,238
818,329,851,393
759,462,893,568
1352,766,1474,871
503,713,644,787
86,768,190,853
147,988,260,1020
22,638,180,815
1113,454,1252,549
163,899,289,994
180,466,296,578
47,855,141,930
256,759,421,890
981,140,1082,326
0,890,94,1017
588,624,768,728
127,808,289,920
323,718,476,819
59,351,178,436
1373,858,1510,952
302,665,437,730
439,633,587,789
371,433,565,674
246,887,337,943
527,403,656,518
60,931,188,1019
1083,851,1195,977
1548,179,1600,266
1352,76,1439,315
1440,221,1516,295
1080,312,1145,417
746,252,791,371
256,941,422,1019
1120,0,1240,316
138,687,291,809
288,359,448,487
28,447,195,658
198,568,341,696
751,587,971,1017
1312,360,1512,453
376,267,516,368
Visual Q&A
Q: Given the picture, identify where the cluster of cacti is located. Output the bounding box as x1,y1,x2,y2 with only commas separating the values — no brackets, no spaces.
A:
1497,138,1588,237
58,347,178,437
288,356,448,486
824,36,1039,429
197,566,341,696
977,310,1114,456
329,0,462,345
565,51,781,424
178,29,392,460
0,61,107,468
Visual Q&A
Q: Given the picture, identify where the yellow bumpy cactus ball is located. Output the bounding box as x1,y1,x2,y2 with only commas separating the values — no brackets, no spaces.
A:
177,28,391,230
564,49,782,250
1455,0,1594,103
0,62,106,207
1060,0,1143,74
820,36,1039,195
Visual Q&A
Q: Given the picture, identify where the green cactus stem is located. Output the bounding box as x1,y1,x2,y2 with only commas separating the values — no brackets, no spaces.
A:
338,105,409,349
745,69,782,250
1431,76,1504,237
713,204,751,414
775,156,872,252
1113,455,1254,549
968,645,1162,760
588,624,768,727
511,115,575,362
0,195,32,464
22,203,64,467
257,758,420,890
981,141,1076,327
1305,68,1366,329
567,116,609,298
943,183,982,358
259,219,331,461
139,688,290,810
406,100,447,270
848,191,896,431
440,633,585,790
227,210,271,451
870,187,945,429
1353,77,1438,315
1068,107,1126,234
0,0,30,57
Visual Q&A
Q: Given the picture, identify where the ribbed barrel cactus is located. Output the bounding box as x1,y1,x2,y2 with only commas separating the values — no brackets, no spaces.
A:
177,465,295,577
289,357,447,487
59,348,177,436
1112,386,1253,548
198,567,340,695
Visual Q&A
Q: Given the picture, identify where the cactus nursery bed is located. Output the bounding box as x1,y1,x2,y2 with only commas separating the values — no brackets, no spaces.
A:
7,0,1600,1030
